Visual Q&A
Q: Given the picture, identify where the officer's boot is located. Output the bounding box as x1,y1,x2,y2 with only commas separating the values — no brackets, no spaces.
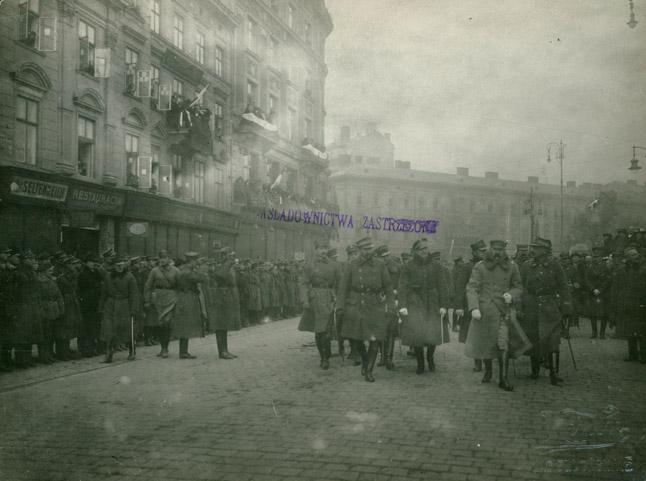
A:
590,318,598,339
223,330,237,358
216,330,235,360
352,340,362,366
482,359,493,383
0,343,13,372
473,359,483,372
100,342,113,364
127,341,136,361
498,350,513,391
338,337,345,358
355,342,367,376
426,345,436,372
414,347,425,375
181,338,196,359
624,338,638,361
46,338,57,363
553,351,563,382
320,334,330,370
314,333,324,367
364,341,378,382
549,351,562,386
599,319,607,339
377,341,385,367
157,326,170,358
530,356,541,379
385,335,396,371
347,339,355,360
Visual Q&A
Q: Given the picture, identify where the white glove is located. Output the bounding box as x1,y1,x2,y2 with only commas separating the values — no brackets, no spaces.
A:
471,308,482,320
593,289,600,296
439,308,447,317
455,309,464,316
503,292,513,304
399,308,408,316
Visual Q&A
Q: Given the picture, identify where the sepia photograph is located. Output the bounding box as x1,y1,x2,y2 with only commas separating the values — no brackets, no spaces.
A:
0,0,645,479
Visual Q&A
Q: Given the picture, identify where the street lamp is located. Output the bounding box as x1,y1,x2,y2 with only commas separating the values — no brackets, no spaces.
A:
546,140,565,251
629,145,645,171
627,0,638,29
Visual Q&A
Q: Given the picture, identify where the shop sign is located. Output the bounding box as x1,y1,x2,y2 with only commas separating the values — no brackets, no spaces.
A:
67,186,125,215
127,222,148,237
68,211,95,228
10,176,68,202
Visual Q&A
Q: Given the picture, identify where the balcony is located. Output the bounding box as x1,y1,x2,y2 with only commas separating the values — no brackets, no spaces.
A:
301,138,329,171
234,105,279,153
166,94,216,158
233,178,338,214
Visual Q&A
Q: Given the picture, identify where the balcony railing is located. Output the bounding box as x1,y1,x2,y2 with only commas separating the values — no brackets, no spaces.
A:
233,178,338,213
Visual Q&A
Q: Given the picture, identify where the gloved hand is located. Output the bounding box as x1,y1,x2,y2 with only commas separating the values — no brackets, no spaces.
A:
439,308,447,317
503,292,513,304
399,308,408,316
471,308,482,320
593,289,600,296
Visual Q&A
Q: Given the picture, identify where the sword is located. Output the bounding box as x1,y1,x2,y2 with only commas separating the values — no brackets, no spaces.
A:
130,316,136,360
563,316,577,371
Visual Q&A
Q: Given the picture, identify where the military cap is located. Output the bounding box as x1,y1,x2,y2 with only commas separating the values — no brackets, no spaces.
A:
602,233,613,238
559,253,569,259
401,252,411,259
220,247,235,256
624,247,638,257
617,228,627,234
36,252,49,261
184,252,200,259
470,239,487,251
639,227,646,233
102,248,116,258
490,240,508,249
51,251,66,262
20,249,36,259
454,255,464,263
592,246,604,255
374,245,390,257
516,244,528,251
70,256,82,265
0,244,12,254
128,256,141,263
430,251,442,260
314,239,328,249
159,249,170,258
327,247,338,258
530,237,551,250
412,239,428,251
83,253,99,263
345,244,359,255
570,251,582,258
355,237,373,250
113,254,129,264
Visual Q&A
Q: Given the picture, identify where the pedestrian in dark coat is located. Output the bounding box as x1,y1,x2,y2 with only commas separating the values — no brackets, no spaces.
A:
77,256,104,357
98,256,140,363
12,250,44,368
38,261,64,364
213,247,242,359
173,253,208,359
298,241,342,369
336,237,395,382
398,239,449,374
465,240,527,391
611,248,646,362
54,258,83,360
585,247,612,339
520,238,573,385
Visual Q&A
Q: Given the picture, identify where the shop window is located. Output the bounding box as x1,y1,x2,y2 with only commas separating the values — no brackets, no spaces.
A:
15,96,38,165
373,191,379,207
173,15,184,50
150,0,161,34
194,160,205,204
125,47,139,95
125,133,139,187
79,20,96,75
77,116,95,177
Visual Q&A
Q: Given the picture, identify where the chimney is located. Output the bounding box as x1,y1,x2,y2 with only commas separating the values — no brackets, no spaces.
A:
627,179,637,185
528,176,539,183
340,126,350,143
385,133,391,141
566,181,576,187
484,171,499,180
457,167,469,176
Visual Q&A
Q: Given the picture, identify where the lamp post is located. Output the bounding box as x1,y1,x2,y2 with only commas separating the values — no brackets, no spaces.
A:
627,0,638,29
629,145,646,171
546,140,565,251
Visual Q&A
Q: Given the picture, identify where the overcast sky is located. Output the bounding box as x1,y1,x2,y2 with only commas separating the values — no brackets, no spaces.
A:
323,0,646,185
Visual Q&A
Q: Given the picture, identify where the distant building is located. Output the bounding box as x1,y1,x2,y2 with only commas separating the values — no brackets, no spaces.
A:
327,123,395,170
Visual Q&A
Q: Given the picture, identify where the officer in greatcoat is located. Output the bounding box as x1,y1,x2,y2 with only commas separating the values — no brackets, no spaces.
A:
37,260,64,364
298,240,341,370
611,247,646,362
174,252,208,359
54,255,83,360
336,237,395,382
585,246,612,339
144,250,179,359
520,238,572,386
398,239,449,374
465,240,527,391
213,247,242,359
374,244,400,370
342,244,360,362
77,255,104,357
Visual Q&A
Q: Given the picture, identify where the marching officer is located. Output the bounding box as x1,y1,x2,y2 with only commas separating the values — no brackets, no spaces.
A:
374,244,400,370
520,238,573,385
213,247,242,360
398,239,449,374
298,240,341,370
585,246,611,339
144,250,179,359
174,252,208,359
336,237,395,382
465,240,526,391
342,244,360,362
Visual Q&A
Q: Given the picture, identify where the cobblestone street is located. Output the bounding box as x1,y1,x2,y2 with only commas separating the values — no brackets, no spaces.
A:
0,317,644,481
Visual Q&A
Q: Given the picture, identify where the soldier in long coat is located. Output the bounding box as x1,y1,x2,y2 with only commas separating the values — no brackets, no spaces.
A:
54,256,83,360
585,247,612,339
0,246,17,371
247,262,263,325
213,247,242,359
565,252,585,330
465,240,526,391
144,250,179,359
374,245,401,370
38,260,64,364
337,237,395,382
173,252,208,359
520,238,572,385
77,255,104,357
454,240,487,371
611,247,646,362
341,244,360,362
236,261,250,327
398,239,449,374
298,241,341,369
98,256,140,363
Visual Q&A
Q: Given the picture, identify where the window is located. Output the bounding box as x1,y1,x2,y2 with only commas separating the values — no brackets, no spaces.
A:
15,96,38,165
305,118,312,139
356,191,363,206
125,133,139,187
215,46,224,77
150,0,161,34
77,116,95,177
214,167,224,207
288,4,294,29
247,80,258,105
18,0,39,47
151,144,161,192
194,160,205,204
269,37,279,68
269,94,278,119
367,156,380,165
173,15,184,50
172,78,183,96
247,18,258,52
287,108,296,141
305,21,312,45
78,20,95,74
418,197,424,209
214,102,224,140
242,155,250,181
125,47,138,94
195,32,205,64
150,65,160,108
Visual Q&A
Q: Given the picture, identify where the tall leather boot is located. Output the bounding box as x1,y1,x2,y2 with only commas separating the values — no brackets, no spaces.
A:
216,331,233,360
530,356,541,379
314,333,324,367
223,330,237,358
426,345,436,372
127,341,136,361
385,335,395,371
377,341,385,367
100,342,113,364
590,319,598,339
321,334,330,370
599,319,607,339
482,359,493,383
157,326,170,358
498,350,513,391
179,338,196,359
352,340,362,366
364,341,378,382
414,347,425,375
355,341,367,376
473,359,483,372
624,338,638,361
552,351,563,382
549,351,562,385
